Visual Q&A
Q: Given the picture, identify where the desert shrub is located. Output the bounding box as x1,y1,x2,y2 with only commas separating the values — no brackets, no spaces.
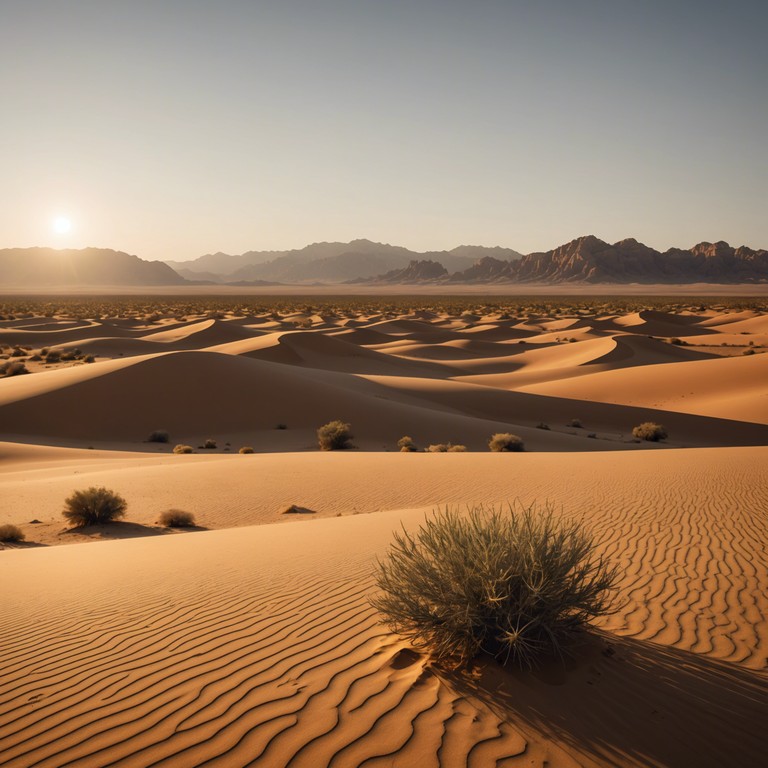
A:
0,361,28,377
317,420,353,450
147,430,170,443
82,354,95,363
44,350,61,363
0,523,25,542
371,504,617,668
632,422,668,441
275,423,287,430
488,433,525,452
568,419,583,428
743,348,756,356
62,486,127,527
427,443,466,453
203,439,217,449
536,422,550,430
173,444,195,454
397,436,418,452
239,446,255,454
159,509,196,528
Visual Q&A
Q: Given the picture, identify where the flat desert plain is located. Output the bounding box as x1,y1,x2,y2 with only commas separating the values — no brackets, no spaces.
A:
1,297,767,767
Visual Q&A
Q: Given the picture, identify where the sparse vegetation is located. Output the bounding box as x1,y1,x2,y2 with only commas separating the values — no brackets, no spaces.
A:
397,436,418,452
0,523,25,542
488,433,525,452
427,443,467,453
371,504,618,668
317,420,353,450
202,439,217,449
62,487,127,527
632,422,668,441
568,419,583,428
147,430,170,443
239,446,255,454
536,422,550,430
173,444,195,454
158,509,196,528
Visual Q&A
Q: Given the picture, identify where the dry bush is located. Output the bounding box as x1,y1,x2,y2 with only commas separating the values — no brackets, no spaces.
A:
62,487,127,527
397,436,418,452
536,422,550,430
632,422,668,441
147,430,170,443
371,504,617,668
0,523,25,542
568,419,583,428
239,446,255,454
427,443,466,453
488,433,525,452
173,444,195,454
0,361,28,377
317,420,353,450
159,509,196,528
202,439,217,449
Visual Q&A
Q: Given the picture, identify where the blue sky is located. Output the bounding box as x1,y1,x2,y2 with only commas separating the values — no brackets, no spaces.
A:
1,0,766,259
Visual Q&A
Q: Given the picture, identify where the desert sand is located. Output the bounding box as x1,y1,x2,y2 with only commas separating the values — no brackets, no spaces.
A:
1,297,767,767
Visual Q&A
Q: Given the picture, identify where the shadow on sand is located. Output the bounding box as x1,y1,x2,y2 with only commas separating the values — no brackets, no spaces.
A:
435,632,767,768
61,521,208,541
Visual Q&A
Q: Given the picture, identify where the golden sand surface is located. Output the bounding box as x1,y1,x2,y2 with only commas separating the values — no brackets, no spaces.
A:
1,297,766,767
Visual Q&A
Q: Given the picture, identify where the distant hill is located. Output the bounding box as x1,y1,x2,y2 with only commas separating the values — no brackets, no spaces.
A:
355,259,448,284
166,240,523,284
0,248,186,287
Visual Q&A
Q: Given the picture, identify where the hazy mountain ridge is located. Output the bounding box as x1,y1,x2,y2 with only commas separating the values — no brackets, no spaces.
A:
168,240,524,283
0,248,185,287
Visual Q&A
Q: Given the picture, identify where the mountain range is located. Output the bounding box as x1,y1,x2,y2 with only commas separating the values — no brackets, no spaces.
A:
166,239,523,283
1,237,766,287
0,247,184,287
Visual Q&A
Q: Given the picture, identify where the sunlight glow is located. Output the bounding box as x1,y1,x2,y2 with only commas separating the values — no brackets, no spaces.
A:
52,216,72,234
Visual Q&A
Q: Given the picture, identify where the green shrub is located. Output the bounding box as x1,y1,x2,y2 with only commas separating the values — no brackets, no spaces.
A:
397,436,418,452
239,446,255,454
632,422,668,441
62,487,127,527
488,433,525,452
317,420,353,450
0,523,25,542
147,430,170,443
159,509,196,528
173,444,195,454
371,504,617,668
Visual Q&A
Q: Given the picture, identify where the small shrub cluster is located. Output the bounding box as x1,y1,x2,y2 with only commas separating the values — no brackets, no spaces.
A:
632,422,668,441
147,430,170,443
488,433,525,452
202,439,217,449
159,509,196,528
397,436,418,452
173,444,195,454
427,443,466,452
0,361,29,377
239,446,255,454
317,420,353,450
62,487,127,527
0,523,25,542
371,504,617,668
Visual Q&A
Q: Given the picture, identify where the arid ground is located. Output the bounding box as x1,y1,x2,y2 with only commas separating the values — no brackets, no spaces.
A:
1,295,766,767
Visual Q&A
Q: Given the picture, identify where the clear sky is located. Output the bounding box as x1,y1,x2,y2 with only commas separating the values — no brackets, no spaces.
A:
1,0,766,260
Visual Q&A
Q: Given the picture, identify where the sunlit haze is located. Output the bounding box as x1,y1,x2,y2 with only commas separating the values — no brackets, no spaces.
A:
2,0,766,260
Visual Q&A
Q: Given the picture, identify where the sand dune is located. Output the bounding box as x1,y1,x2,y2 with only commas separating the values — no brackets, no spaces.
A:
521,352,768,424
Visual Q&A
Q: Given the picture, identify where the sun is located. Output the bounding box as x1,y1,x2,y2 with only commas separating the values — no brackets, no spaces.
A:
52,215,72,234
